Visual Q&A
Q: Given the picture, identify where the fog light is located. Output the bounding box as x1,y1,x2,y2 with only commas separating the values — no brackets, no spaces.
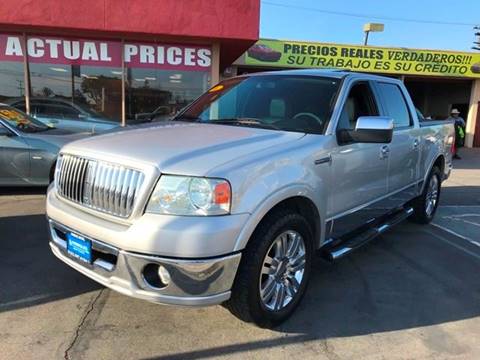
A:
142,263,169,289
158,265,171,286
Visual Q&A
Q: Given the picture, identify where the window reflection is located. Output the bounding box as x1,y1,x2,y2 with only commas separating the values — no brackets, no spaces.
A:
126,68,209,123
1,34,213,131
0,62,25,104
28,63,122,127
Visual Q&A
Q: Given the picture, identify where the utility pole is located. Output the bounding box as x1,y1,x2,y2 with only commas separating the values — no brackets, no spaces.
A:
363,31,370,46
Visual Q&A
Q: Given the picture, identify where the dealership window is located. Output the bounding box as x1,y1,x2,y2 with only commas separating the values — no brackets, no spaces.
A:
22,36,124,124
125,68,209,122
29,63,122,123
0,61,25,105
124,43,211,123
0,35,213,127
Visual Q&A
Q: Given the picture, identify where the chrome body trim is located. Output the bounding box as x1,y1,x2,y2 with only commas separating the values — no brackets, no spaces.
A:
355,116,394,130
49,219,241,306
325,206,414,260
57,154,145,218
326,180,420,222
327,182,418,239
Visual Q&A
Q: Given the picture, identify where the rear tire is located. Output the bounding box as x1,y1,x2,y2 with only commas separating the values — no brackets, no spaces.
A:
409,166,441,224
224,208,313,328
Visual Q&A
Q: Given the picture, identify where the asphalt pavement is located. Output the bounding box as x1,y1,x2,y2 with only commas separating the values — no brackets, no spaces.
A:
1,149,479,360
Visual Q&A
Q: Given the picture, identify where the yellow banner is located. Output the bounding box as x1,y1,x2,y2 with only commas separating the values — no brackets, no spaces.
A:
244,39,480,78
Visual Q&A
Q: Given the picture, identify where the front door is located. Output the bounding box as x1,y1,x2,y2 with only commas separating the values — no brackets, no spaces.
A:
328,81,389,238
0,124,30,185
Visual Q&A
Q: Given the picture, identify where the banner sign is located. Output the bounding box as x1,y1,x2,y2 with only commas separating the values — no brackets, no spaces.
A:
245,39,480,78
0,35,211,71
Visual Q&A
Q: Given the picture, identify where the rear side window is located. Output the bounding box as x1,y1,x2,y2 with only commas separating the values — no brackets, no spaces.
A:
34,102,80,119
377,83,411,128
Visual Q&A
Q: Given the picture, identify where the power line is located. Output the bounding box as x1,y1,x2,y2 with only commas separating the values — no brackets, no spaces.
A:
262,1,479,27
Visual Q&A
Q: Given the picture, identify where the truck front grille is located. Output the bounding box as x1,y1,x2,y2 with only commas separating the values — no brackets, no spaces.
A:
56,154,145,218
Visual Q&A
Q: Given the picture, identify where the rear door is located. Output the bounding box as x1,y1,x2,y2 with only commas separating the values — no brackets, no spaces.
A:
374,82,420,206
328,81,389,238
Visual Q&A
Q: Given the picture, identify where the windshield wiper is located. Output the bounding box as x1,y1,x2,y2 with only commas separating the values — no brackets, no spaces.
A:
210,118,280,130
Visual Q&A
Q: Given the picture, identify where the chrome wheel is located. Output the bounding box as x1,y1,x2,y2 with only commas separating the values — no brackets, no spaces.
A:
259,230,306,311
425,174,439,216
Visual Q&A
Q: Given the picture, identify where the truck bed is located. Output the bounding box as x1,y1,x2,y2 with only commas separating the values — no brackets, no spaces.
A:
419,119,454,127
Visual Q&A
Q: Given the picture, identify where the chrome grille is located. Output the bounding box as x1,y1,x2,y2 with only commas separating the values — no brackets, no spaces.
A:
57,154,145,218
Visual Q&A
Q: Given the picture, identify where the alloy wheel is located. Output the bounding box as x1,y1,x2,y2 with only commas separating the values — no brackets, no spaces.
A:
259,230,306,311
425,174,439,216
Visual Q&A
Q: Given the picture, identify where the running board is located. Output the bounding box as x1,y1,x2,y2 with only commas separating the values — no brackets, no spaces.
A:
323,207,414,261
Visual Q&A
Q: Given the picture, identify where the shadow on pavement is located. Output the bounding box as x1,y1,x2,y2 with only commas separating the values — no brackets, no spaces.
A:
449,148,479,170
1,215,479,359
440,185,480,206
0,187,48,196
142,224,480,360
0,214,101,312
280,224,480,336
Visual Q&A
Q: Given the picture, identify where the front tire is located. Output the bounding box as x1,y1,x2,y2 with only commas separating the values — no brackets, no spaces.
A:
225,208,313,328
409,166,441,224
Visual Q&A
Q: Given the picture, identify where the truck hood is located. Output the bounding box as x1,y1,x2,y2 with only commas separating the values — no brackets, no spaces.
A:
63,122,305,175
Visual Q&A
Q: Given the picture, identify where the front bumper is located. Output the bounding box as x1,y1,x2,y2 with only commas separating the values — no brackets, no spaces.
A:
49,220,241,306
46,187,250,258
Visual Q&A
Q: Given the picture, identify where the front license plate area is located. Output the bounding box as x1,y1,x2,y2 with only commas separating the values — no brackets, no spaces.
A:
67,232,92,264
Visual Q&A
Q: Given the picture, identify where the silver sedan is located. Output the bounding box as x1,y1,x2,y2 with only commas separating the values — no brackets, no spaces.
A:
0,104,88,186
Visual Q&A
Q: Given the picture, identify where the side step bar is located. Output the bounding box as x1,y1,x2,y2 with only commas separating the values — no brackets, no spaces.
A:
323,207,413,261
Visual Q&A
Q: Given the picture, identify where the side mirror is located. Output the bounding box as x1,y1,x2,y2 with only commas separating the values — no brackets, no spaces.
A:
337,116,393,144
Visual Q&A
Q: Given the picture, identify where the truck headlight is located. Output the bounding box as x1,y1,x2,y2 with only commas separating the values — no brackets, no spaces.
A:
146,175,231,216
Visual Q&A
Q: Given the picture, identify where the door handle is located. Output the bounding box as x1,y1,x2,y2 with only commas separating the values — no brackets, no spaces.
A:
380,145,390,159
413,139,420,149
314,155,332,165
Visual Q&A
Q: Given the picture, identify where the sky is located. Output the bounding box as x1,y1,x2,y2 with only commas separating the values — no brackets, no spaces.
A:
260,0,480,52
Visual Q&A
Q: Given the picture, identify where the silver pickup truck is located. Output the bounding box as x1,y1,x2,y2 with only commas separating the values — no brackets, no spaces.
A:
47,70,454,328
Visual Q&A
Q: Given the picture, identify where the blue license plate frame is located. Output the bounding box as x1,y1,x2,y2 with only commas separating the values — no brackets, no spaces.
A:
66,232,92,264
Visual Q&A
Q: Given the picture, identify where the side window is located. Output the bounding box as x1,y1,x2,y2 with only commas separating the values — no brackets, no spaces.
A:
377,83,411,128
37,103,80,119
337,82,378,131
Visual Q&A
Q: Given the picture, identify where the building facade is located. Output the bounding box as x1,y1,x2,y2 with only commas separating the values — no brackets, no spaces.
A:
0,0,260,125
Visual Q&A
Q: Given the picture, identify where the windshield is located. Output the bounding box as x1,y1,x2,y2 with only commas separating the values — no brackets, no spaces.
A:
175,75,340,134
0,106,50,133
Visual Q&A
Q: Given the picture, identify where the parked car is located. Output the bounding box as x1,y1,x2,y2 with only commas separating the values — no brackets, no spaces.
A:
247,44,282,62
7,98,119,134
0,104,88,186
47,70,454,328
